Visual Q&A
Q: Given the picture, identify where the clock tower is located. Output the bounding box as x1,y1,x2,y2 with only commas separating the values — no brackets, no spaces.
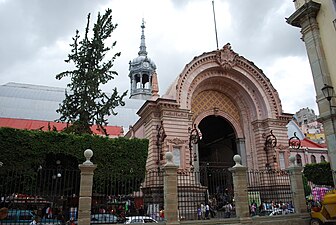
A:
129,19,157,100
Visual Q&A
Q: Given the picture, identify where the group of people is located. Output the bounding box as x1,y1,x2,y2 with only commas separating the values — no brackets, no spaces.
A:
197,201,233,220
250,200,294,216
197,203,210,220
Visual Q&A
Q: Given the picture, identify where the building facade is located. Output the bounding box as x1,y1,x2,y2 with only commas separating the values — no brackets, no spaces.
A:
287,0,336,185
294,107,326,145
129,43,293,173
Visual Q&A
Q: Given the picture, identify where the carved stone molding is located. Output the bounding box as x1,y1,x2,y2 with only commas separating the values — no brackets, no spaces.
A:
163,111,189,118
167,138,188,145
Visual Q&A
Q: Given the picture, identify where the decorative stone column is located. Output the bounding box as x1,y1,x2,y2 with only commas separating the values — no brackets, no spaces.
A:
286,156,307,214
78,149,97,225
229,155,251,223
287,1,336,186
163,152,179,225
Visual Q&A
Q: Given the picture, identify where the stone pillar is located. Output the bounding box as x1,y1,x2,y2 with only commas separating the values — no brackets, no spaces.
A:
229,155,251,223
286,156,307,214
78,149,97,225
287,1,336,186
236,138,246,166
163,152,179,225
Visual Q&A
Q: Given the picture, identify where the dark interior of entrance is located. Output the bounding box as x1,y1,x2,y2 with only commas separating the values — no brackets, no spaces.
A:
197,115,237,204
198,115,237,169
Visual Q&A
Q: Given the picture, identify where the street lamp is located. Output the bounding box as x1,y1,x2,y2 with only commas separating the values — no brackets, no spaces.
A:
263,130,277,170
56,160,62,178
188,124,201,165
322,84,334,102
156,121,167,169
321,83,336,187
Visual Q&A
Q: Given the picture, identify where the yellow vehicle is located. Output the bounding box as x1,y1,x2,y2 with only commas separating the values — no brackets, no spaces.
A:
310,190,336,225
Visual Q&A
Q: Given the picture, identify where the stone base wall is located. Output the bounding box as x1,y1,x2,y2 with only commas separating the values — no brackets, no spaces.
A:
179,213,310,225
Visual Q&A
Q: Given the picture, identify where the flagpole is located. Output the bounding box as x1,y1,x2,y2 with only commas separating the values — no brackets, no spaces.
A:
212,0,219,50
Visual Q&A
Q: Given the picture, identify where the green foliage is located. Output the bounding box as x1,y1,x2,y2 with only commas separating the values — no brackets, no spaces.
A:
302,175,311,197
56,8,127,135
0,127,148,179
303,162,333,186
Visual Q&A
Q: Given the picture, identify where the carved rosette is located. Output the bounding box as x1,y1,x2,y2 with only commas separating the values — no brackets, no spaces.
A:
216,43,238,71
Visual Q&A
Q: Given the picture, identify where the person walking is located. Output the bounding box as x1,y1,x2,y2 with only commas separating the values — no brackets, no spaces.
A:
205,204,210,219
200,203,206,219
197,206,201,220
224,202,232,218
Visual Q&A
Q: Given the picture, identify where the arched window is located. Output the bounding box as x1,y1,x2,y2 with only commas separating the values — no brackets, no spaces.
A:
296,154,302,166
321,155,326,162
311,155,316,164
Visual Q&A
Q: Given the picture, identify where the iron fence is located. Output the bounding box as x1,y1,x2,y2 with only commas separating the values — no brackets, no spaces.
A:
0,168,80,225
247,169,293,215
177,168,234,221
91,169,164,223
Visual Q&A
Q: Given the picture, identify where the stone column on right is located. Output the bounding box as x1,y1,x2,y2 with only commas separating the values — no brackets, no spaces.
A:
286,156,307,214
228,155,250,220
287,0,336,186
163,152,179,225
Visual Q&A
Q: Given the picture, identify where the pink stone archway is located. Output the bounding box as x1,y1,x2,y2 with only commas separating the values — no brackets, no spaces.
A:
135,43,292,171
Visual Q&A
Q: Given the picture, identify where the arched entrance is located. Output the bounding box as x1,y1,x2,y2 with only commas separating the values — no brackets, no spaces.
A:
194,115,236,207
198,115,237,170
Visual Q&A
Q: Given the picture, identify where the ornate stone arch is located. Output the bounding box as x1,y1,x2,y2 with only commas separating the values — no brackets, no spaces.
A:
194,110,244,139
174,43,283,120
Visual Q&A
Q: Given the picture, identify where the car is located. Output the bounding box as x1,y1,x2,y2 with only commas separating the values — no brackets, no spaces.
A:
91,213,123,224
124,216,158,224
257,210,274,216
257,208,294,217
0,209,60,225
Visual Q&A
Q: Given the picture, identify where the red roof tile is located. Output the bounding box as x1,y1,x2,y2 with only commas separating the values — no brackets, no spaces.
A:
301,138,325,148
0,118,123,137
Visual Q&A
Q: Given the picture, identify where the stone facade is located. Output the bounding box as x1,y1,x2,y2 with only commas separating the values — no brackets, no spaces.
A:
287,0,336,185
130,43,293,173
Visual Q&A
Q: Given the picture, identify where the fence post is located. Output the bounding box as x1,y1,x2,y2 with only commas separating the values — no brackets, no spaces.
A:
163,152,179,225
286,155,307,214
228,155,251,222
78,149,97,225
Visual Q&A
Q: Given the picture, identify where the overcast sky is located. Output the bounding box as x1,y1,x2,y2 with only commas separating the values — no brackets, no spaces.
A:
0,0,318,115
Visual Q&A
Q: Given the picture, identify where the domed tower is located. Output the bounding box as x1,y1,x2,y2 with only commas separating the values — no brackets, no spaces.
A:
129,19,157,100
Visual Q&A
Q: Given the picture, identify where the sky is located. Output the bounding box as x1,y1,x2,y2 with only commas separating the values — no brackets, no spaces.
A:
0,0,318,115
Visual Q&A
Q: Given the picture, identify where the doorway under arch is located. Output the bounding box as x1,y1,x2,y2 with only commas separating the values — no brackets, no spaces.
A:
198,115,237,170
196,115,237,205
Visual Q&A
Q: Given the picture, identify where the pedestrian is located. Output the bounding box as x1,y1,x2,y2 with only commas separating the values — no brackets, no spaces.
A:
250,203,256,216
224,202,232,218
159,208,164,221
46,206,53,219
205,204,210,219
197,206,201,220
200,203,206,219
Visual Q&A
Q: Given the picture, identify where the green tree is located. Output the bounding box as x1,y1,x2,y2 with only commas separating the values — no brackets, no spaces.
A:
303,162,333,186
56,8,127,135
302,175,311,197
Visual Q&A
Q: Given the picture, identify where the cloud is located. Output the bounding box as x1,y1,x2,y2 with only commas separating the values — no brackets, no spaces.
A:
265,56,317,113
0,0,317,115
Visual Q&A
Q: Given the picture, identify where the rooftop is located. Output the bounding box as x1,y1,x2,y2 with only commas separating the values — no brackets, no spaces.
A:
0,82,145,133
